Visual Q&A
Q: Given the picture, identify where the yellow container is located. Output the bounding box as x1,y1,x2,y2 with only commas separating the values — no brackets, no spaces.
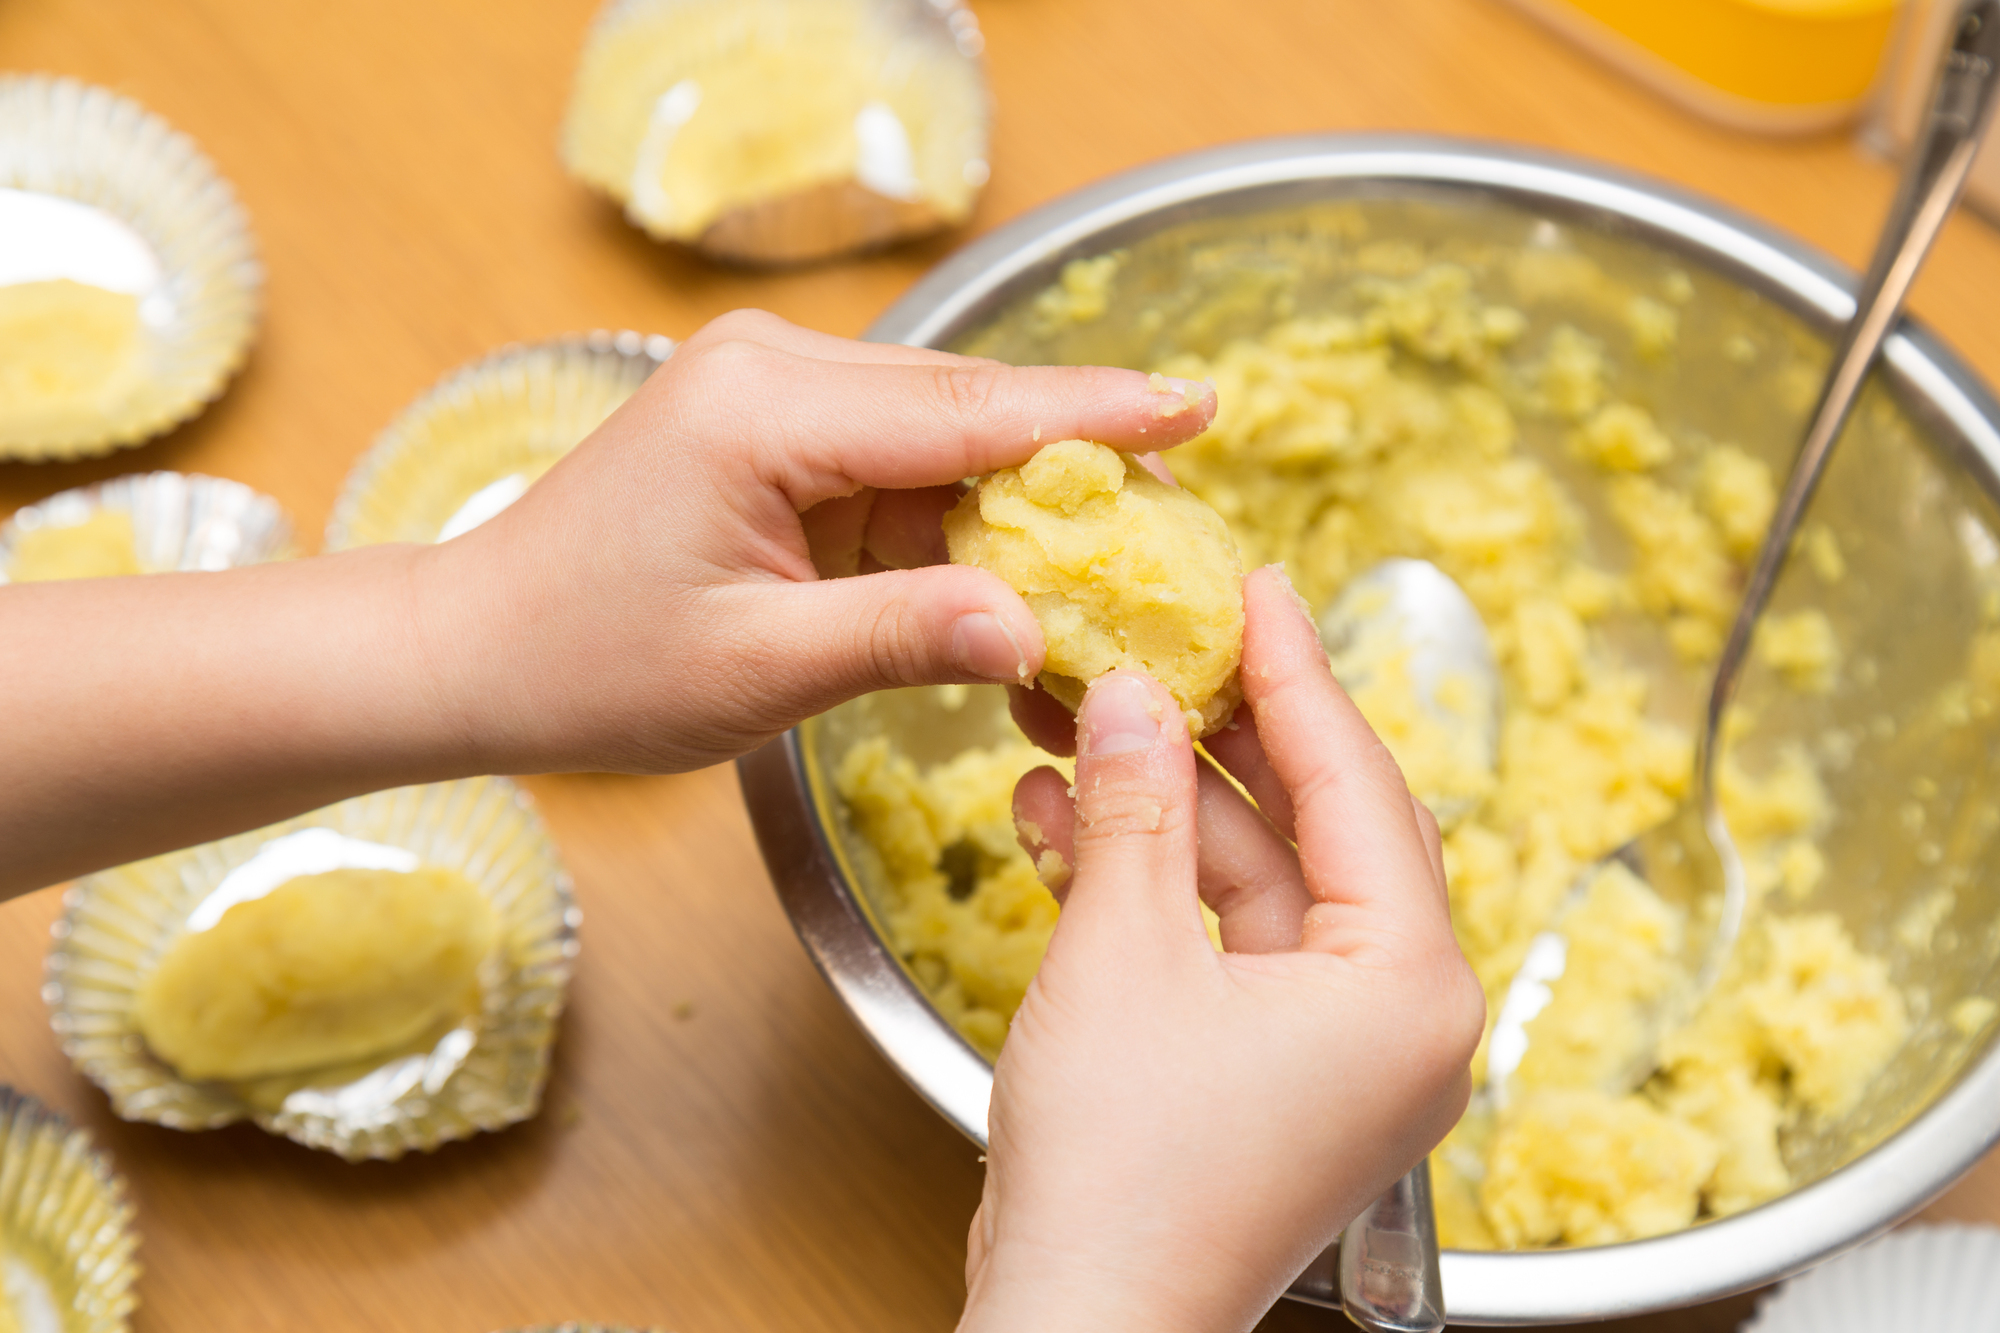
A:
1506,0,1905,132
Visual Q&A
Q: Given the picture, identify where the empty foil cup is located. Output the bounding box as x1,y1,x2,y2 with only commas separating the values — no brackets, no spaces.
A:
0,1086,140,1333
0,74,260,460
561,0,990,264
45,776,580,1162
325,331,671,551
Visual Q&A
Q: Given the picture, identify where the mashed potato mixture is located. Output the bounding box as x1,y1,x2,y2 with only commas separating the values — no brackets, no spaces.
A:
5,509,144,582
135,865,497,1083
945,437,1245,737
0,278,145,442
837,242,1916,1250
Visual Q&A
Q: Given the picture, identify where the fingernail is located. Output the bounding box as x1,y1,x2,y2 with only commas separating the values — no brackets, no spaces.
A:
1145,372,1212,419
953,611,1031,682
1081,673,1161,755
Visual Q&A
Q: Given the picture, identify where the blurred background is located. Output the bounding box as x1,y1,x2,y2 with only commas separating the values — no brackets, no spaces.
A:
4,2,2000,1331
7,0,2000,528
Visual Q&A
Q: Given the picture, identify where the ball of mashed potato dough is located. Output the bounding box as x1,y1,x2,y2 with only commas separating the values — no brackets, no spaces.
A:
944,438,1244,736
135,865,498,1082
6,510,144,582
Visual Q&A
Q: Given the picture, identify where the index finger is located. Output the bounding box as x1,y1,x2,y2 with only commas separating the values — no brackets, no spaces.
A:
1238,565,1447,936
661,336,1217,509
682,308,1005,368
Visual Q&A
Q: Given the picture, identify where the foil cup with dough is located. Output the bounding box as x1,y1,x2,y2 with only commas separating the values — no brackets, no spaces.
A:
561,0,990,264
0,75,260,461
44,776,580,1162
0,471,292,586
325,331,672,551
0,1087,140,1333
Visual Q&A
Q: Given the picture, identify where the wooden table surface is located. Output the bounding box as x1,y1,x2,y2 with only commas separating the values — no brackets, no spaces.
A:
4,1,1999,1329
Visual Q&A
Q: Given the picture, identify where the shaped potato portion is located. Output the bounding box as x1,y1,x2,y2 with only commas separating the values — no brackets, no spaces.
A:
135,866,498,1082
945,438,1244,736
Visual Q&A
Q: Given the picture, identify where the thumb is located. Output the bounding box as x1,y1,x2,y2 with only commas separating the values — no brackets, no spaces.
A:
735,565,1046,721
1056,671,1207,956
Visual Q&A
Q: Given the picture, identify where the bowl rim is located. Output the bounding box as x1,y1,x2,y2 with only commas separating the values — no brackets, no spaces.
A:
740,132,2000,1325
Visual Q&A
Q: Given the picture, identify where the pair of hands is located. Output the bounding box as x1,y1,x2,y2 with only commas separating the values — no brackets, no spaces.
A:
450,312,1481,1329
0,308,1206,892
2,308,1483,1330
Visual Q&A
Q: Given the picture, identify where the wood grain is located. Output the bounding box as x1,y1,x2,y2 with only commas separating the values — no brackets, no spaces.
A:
2,1,1997,1330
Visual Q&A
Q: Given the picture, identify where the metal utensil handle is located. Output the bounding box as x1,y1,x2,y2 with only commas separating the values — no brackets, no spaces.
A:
1338,1159,1445,1333
1700,0,2000,784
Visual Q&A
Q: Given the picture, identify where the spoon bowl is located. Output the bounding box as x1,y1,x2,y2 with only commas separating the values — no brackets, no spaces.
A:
1318,558,1501,830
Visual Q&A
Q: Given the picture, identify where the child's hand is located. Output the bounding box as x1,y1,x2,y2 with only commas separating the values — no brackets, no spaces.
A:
430,311,1217,774
0,310,1214,897
960,566,1485,1333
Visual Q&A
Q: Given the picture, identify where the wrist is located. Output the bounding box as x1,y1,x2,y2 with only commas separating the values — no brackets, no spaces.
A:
403,531,569,774
957,1232,1270,1333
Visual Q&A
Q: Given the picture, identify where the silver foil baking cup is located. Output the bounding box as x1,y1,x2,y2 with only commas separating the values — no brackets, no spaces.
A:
1741,1222,2000,1333
0,1086,140,1333
560,0,990,263
45,776,580,1162
0,471,292,585
0,74,260,460
324,330,672,551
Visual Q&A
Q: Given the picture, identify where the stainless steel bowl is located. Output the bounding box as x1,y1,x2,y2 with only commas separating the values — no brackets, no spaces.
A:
739,135,2000,1325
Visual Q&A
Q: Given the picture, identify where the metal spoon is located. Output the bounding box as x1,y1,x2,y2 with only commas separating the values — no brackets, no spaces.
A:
1321,13,2000,1315
1318,557,1501,830
1485,0,2000,1106
1318,558,1499,1333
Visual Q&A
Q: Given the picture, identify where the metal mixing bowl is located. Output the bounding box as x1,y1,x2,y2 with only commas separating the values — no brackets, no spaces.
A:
738,135,2000,1324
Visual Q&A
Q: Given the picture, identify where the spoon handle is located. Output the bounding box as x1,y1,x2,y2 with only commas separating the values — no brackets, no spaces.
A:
1702,0,2000,770
1338,1159,1445,1333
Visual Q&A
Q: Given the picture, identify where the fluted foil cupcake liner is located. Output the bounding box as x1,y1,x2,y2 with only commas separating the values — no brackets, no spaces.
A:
45,776,580,1162
561,0,989,263
0,1087,139,1333
0,472,292,585
0,74,260,460
325,331,672,551
1741,1223,2000,1332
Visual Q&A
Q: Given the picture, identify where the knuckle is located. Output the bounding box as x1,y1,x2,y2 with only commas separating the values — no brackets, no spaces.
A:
698,308,784,343
1418,952,1488,1073
688,335,774,388
1413,799,1443,844
1073,770,1190,843
931,362,1004,423
1286,764,1342,821
1290,737,1414,827
1202,876,1252,920
1458,961,1489,1041
1362,737,1413,794
864,595,932,689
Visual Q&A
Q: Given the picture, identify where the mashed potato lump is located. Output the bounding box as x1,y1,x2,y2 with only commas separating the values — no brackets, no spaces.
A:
135,865,497,1083
5,510,144,583
838,245,1913,1251
0,278,145,443
945,437,1245,737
